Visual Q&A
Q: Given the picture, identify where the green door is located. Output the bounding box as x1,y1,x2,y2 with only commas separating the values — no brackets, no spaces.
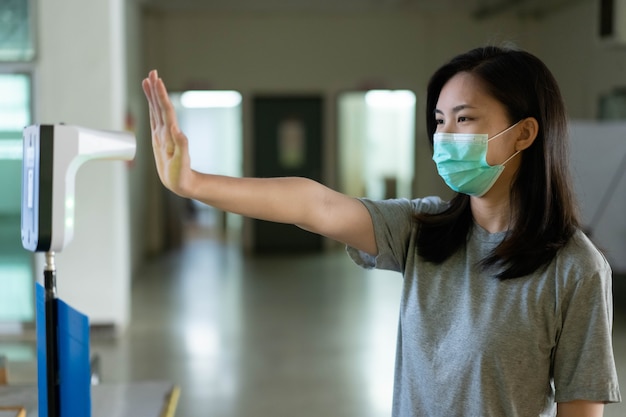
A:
252,95,324,253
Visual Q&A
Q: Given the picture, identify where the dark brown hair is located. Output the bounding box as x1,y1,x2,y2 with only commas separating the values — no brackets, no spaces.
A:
417,45,580,279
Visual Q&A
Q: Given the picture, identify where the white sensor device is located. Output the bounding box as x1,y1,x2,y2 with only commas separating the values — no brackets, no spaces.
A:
21,124,136,252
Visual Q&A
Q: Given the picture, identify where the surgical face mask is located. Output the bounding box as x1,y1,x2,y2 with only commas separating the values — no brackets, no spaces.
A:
432,122,521,197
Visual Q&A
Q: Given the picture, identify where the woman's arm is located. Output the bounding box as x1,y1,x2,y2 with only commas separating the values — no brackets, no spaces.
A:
141,70,376,255
557,400,604,417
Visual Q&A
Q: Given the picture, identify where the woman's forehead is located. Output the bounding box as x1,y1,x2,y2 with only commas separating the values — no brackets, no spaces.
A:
436,72,502,113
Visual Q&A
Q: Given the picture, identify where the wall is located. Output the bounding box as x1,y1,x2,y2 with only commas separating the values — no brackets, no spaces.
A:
570,121,626,273
531,0,626,118
125,0,162,265
36,0,131,330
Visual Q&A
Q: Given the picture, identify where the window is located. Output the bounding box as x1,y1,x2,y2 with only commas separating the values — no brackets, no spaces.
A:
0,0,35,62
0,73,32,323
0,72,30,133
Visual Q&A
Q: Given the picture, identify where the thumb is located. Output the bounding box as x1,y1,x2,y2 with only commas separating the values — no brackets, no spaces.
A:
170,124,189,153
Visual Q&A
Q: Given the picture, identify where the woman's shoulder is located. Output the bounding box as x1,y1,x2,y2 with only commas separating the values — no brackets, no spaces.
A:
556,229,612,278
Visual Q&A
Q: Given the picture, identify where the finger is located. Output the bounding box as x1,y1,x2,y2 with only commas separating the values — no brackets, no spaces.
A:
149,71,164,127
145,70,162,127
142,78,157,132
154,75,179,129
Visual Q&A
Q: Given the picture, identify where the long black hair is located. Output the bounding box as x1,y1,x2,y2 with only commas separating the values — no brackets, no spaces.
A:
416,45,580,279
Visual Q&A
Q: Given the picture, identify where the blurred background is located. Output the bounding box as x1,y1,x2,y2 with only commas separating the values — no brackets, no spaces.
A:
0,0,625,415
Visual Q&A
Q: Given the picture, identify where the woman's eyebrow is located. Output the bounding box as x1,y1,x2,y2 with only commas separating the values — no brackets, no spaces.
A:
434,104,477,115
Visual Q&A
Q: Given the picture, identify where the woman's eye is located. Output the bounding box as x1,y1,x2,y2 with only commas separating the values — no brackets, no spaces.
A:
435,118,444,125
457,116,469,122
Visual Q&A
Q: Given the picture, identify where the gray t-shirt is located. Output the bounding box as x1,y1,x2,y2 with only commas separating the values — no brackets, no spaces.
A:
347,197,621,417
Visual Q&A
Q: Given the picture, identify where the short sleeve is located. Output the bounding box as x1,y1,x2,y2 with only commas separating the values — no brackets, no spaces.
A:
552,267,622,403
346,196,447,272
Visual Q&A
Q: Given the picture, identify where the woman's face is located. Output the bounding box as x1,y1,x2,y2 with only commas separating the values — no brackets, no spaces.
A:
435,71,520,167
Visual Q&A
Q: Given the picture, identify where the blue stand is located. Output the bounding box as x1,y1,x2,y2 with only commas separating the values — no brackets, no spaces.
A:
36,282,92,417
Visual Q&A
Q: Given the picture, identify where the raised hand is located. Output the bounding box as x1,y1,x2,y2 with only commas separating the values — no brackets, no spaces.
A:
142,70,195,197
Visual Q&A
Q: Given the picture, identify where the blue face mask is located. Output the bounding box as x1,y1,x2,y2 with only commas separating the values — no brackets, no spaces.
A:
432,122,521,197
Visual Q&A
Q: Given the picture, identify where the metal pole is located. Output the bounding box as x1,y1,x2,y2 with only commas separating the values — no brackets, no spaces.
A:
44,251,60,417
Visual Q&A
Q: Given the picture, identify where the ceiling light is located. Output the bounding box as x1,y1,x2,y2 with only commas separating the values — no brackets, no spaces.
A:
365,90,416,108
180,91,242,108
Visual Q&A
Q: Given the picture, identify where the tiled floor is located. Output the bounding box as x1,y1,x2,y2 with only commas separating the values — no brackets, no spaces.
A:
3,220,625,416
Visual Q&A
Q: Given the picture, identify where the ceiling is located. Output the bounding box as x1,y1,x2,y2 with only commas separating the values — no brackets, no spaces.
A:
138,0,584,20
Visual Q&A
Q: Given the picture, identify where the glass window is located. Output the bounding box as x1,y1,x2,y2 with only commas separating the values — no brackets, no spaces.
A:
0,73,30,134
0,72,32,323
0,0,35,61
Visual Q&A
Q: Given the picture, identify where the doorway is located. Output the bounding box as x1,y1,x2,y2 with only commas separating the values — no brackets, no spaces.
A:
170,90,244,239
337,90,416,200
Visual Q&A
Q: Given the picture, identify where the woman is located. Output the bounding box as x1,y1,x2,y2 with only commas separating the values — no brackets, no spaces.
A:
142,45,621,416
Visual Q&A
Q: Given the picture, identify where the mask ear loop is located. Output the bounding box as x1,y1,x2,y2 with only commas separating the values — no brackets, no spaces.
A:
487,120,522,143
500,149,521,166
487,120,523,166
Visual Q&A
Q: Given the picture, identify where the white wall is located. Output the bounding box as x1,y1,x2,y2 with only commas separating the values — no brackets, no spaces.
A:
531,0,626,119
125,0,163,264
570,121,626,273
36,0,131,330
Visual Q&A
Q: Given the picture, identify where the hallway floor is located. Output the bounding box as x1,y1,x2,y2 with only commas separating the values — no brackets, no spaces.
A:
95,232,403,417
3,222,625,416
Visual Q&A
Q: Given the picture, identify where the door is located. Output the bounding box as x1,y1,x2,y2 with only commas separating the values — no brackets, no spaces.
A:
252,95,324,253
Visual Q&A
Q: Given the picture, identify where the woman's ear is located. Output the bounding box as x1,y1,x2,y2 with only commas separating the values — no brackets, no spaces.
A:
515,117,539,151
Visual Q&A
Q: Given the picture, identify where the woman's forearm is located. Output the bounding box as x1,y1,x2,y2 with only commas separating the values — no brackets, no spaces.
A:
186,173,326,226
184,172,376,253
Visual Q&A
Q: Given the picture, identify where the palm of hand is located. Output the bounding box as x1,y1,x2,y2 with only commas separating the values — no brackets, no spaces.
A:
142,71,193,197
